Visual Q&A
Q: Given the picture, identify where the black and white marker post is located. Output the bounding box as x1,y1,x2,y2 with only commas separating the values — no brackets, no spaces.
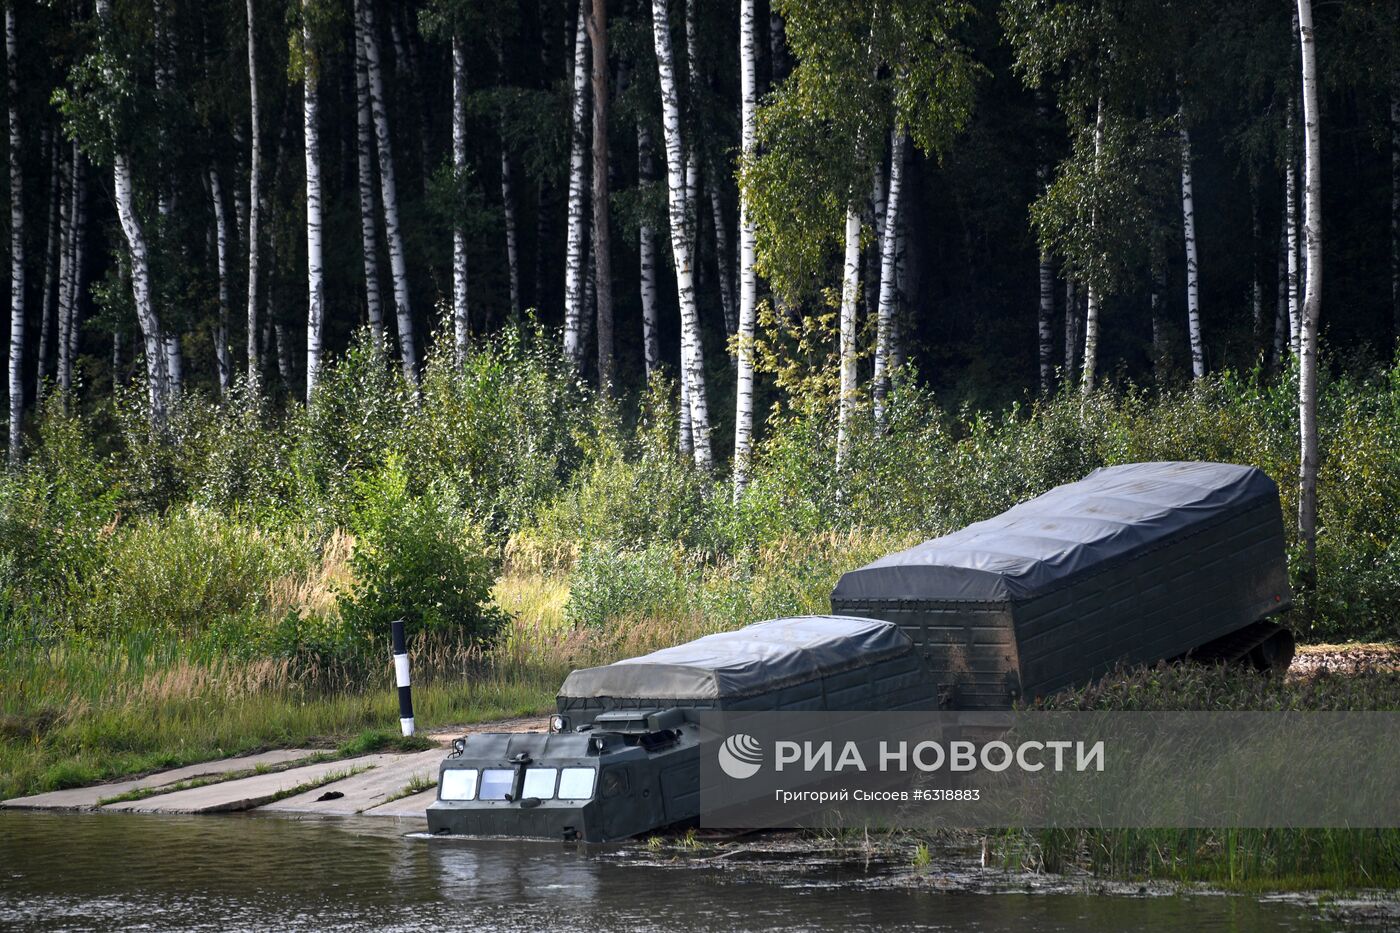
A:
391,619,415,737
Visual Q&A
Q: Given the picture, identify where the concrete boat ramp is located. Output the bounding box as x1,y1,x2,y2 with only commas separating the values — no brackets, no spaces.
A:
1,718,547,820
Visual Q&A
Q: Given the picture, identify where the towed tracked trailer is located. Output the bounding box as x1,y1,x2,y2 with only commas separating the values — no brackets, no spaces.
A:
428,460,1296,841
830,461,1295,708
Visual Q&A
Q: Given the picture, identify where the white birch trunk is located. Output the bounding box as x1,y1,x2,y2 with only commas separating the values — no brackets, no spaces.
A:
6,6,23,460
61,158,86,395
835,205,862,468
1286,104,1300,356
356,19,385,349
1036,137,1054,395
733,0,756,493
651,0,711,469
303,3,324,400
638,121,660,376
54,143,75,398
1296,0,1322,581
890,200,906,373
452,33,469,361
1180,118,1205,379
563,3,590,367
873,128,906,419
1064,277,1078,378
209,168,233,395
734,0,758,495
1081,100,1104,396
112,149,169,426
358,0,416,382
37,134,60,405
245,0,262,386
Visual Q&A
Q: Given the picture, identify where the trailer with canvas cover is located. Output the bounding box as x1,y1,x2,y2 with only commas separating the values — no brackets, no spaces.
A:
828,461,1295,710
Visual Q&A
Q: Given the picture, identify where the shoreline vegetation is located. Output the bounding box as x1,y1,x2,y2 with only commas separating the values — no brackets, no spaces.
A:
2,331,1398,889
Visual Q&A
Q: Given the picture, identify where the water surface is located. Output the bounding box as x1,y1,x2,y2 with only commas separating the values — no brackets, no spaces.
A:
0,810,1360,931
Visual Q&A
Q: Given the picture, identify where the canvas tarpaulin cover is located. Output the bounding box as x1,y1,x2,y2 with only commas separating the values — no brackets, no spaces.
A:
558,615,912,701
831,461,1282,604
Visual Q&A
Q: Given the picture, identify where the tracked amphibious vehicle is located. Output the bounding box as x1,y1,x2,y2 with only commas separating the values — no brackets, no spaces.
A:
427,461,1295,841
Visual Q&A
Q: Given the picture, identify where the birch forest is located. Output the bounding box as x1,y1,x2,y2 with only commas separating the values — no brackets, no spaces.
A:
1,0,1399,672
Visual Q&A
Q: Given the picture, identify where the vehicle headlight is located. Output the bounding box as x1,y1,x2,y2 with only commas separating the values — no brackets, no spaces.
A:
550,714,569,734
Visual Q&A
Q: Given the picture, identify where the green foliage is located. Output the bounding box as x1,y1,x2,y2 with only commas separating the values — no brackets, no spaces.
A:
337,455,507,649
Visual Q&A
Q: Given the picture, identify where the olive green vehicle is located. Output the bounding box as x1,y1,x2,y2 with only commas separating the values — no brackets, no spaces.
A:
427,462,1296,842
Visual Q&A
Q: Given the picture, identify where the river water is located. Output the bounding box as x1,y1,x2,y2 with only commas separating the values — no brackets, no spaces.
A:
0,810,1371,931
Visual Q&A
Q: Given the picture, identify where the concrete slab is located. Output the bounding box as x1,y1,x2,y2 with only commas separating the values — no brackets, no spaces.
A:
0,749,319,811
362,787,439,818
102,754,398,814
260,749,444,816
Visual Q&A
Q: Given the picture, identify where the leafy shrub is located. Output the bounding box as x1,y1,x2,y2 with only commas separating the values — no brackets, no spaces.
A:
405,326,586,534
337,456,507,649
72,506,314,644
514,377,726,569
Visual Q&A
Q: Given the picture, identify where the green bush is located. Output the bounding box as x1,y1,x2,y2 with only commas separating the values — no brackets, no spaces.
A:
337,455,507,649
72,506,314,645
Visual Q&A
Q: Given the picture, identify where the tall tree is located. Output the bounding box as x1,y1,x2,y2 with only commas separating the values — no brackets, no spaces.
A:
1180,112,1204,379
652,0,712,469
359,0,416,382
588,0,614,389
86,0,170,426
872,128,906,419
246,0,263,386
6,3,22,461
302,0,324,399
733,0,759,495
452,24,469,360
58,151,85,396
36,135,60,405
208,169,234,395
638,121,661,377
354,15,385,349
563,3,589,367
1296,0,1322,585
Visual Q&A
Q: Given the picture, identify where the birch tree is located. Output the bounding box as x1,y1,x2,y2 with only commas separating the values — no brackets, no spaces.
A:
355,18,385,349
652,0,712,469
1081,100,1104,395
835,202,861,468
36,136,60,405
563,3,589,367
246,0,263,386
302,0,325,399
733,0,759,495
1179,113,1204,379
638,121,661,377
209,168,233,395
6,4,23,462
872,128,906,420
452,28,469,360
58,152,85,396
588,0,615,390
359,0,416,382
75,0,171,426
1295,0,1322,584
1036,97,1054,396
